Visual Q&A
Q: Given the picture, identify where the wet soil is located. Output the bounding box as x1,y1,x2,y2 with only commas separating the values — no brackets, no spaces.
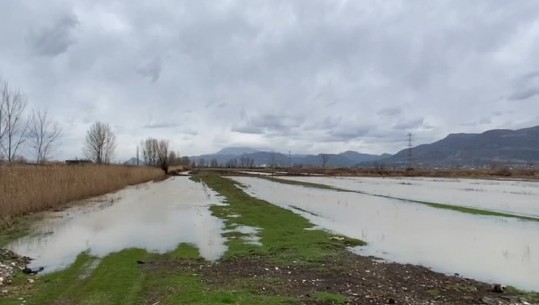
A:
142,252,537,305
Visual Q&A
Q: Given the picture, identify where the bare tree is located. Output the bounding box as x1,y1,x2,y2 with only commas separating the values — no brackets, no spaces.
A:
168,151,177,166
157,139,169,173
28,110,61,163
142,138,159,166
83,121,116,164
141,137,170,173
0,82,29,162
320,153,330,168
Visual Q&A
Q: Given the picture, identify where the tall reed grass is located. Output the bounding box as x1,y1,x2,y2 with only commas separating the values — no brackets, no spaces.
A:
0,164,164,222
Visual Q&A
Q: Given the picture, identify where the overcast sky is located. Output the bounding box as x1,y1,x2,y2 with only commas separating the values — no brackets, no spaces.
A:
1,0,539,161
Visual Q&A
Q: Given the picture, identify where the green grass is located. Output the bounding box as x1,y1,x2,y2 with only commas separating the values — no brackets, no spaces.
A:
263,176,539,222
16,249,148,305
505,286,539,302
2,244,293,305
313,291,348,304
193,174,365,263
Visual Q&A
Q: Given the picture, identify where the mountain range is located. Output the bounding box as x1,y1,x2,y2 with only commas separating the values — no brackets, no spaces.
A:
189,148,390,168
376,125,539,168
129,125,539,168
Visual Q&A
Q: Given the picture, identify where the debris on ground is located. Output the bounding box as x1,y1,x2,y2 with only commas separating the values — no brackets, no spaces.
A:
0,248,33,287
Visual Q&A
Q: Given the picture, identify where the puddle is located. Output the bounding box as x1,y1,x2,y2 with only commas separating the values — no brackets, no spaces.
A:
227,225,262,246
8,177,227,273
232,176,539,292
279,176,539,217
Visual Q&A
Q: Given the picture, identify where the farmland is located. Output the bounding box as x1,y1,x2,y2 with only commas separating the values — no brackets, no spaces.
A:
0,173,538,304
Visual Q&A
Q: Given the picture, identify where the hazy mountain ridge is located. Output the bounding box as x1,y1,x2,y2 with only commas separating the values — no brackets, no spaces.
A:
190,147,389,167
377,126,539,168
133,126,539,168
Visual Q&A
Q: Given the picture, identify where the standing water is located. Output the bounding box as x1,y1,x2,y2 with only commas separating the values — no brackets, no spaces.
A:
8,177,227,273
232,176,539,292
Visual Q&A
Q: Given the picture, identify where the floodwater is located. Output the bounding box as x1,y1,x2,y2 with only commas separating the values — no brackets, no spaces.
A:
8,177,227,273
232,176,539,292
280,176,539,218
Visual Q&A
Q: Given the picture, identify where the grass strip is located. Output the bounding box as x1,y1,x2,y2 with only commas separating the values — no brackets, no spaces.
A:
193,174,365,263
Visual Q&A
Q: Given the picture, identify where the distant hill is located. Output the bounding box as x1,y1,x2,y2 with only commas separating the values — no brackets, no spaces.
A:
375,126,539,168
190,148,389,167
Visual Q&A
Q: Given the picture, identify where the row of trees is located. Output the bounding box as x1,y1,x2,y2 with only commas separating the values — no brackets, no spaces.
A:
0,81,187,172
0,81,61,163
83,123,188,173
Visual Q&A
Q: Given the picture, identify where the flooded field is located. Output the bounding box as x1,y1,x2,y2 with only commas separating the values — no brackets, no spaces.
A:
232,176,539,292
8,177,227,273
280,176,539,218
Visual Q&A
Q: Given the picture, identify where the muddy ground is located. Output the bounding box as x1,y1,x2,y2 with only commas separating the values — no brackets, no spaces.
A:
140,251,537,305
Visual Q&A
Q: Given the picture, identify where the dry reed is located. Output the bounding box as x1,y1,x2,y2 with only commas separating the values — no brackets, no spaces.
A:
0,164,164,221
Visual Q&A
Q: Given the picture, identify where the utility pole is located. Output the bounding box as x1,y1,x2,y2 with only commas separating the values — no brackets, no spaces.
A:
271,151,276,176
407,133,413,170
288,150,292,168
136,145,140,166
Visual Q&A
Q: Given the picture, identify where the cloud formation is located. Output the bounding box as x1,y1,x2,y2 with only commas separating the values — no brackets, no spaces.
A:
1,0,538,161
26,15,78,56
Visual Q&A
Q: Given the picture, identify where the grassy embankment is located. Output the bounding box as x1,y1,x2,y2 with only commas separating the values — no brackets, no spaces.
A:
1,174,362,305
262,176,539,222
0,164,164,243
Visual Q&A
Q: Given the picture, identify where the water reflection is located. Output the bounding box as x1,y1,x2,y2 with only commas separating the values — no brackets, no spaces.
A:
8,177,227,273
280,176,539,217
233,176,539,292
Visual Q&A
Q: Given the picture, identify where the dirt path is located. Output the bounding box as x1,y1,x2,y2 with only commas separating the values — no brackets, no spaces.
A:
139,252,536,305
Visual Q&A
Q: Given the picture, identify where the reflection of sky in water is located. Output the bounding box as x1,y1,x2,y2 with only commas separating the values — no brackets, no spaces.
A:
233,176,539,292
280,176,539,218
8,177,227,273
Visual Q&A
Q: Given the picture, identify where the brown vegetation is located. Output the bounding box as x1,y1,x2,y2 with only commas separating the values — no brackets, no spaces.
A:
198,166,539,180
0,164,164,225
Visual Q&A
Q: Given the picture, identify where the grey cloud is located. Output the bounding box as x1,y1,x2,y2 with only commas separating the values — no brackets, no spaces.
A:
507,72,539,101
393,118,425,130
144,122,178,129
507,87,539,101
136,58,162,83
232,114,304,135
27,15,78,56
231,125,265,135
181,129,198,136
378,107,402,117
328,128,370,141
2,1,539,160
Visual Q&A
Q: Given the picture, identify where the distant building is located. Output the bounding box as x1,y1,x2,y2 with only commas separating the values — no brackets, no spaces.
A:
65,159,93,165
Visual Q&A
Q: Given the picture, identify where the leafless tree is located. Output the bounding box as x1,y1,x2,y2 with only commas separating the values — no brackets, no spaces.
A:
83,121,116,164
320,153,330,168
0,82,29,162
28,110,62,163
142,137,170,173
168,151,184,167
180,156,190,166
142,138,159,166
157,139,169,173
136,145,140,166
